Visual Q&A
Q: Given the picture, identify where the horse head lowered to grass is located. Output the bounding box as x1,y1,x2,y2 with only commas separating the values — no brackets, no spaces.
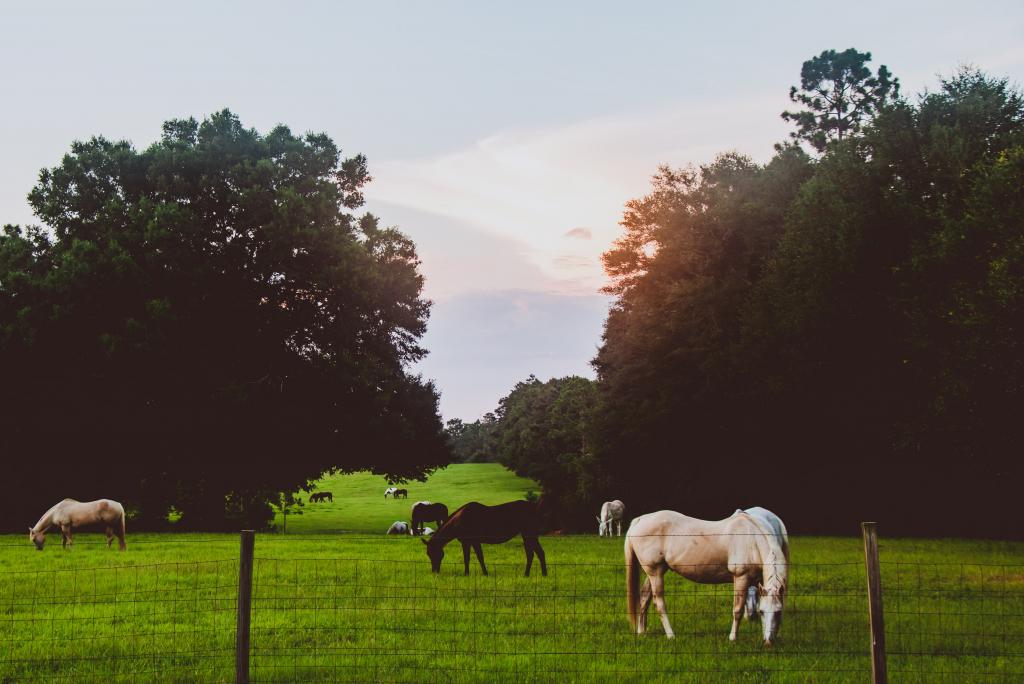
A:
625,508,787,645
29,499,127,551
422,500,546,577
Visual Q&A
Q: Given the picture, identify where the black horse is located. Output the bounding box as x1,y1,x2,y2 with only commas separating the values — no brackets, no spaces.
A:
411,501,448,535
309,492,333,503
422,501,547,577
394,488,408,499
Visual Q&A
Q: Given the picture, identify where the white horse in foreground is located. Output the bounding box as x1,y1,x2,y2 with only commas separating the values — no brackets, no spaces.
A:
597,500,626,536
29,499,127,550
625,509,787,644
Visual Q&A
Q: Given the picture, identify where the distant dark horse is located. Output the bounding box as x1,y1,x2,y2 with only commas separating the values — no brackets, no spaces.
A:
309,492,333,503
394,488,408,499
411,501,448,535
422,501,547,576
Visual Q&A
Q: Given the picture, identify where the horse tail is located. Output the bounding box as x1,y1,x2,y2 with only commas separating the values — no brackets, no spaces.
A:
625,536,641,631
118,508,127,550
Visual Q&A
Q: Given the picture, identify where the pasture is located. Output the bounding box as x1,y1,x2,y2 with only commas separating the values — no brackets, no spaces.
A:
1,464,1022,683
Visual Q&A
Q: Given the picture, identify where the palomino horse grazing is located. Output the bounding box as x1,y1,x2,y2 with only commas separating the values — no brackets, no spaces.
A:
411,501,448,535
625,510,787,645
29,499,127,551
597,500,626,537
423,501,547,576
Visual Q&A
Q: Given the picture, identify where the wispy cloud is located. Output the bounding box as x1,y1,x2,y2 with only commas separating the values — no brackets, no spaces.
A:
365,96,788,296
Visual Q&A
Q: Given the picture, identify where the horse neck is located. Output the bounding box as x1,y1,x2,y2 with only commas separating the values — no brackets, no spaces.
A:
32,504,61,532
430,515,459,548
748,519,786,590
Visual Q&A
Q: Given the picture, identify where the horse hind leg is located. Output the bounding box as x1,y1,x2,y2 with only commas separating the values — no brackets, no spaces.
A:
106,527,113,548
638,577,653,634
473,543,488,576
649,569,674,638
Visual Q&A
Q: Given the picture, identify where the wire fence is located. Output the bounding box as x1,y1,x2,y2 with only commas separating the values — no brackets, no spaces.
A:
0,534,1022,682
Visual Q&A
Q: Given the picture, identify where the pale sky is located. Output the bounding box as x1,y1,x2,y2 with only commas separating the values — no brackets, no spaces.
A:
3,1,1023,419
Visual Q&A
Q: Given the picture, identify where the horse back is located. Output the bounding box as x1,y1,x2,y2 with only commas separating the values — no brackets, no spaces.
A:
445,500,540,544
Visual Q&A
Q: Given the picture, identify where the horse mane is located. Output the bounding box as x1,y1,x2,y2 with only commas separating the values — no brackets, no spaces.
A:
32,499,76,531
737,512,788,592
431,502,479,547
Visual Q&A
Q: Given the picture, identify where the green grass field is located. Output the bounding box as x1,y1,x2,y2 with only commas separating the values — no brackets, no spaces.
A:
1,464,1022,683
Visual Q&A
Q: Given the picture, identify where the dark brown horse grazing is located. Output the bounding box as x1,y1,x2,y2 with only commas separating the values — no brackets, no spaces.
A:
411,501,448,535
422,501,547,577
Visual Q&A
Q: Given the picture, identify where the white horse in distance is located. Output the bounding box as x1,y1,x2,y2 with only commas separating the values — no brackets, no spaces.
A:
29,499,127,550
387,521,410,535
625,509,788,645
597,500,625,536
386,521,434,536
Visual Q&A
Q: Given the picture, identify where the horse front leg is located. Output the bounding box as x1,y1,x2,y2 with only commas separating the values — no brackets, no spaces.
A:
730,575,753,642
61,525,72,549
472,543,488,575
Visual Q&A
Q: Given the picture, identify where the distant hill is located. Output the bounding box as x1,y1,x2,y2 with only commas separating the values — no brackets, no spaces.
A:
273,463,538,534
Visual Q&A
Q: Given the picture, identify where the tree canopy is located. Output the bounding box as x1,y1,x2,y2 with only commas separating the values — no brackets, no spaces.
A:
782,48,899,152
0,110,450,530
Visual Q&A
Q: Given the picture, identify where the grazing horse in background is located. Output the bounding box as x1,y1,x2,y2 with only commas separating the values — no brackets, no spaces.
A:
310,492,334,503
394,488,408,499
422,501,547,577
597,500,626,537
384,487,397,498
387,521,410,535
29,499,127,551
411,501,448,535
739,507,789,623
625,509,787,645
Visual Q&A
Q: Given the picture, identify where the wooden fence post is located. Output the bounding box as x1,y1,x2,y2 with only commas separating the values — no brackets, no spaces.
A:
236,530,255,684
862,522,888,684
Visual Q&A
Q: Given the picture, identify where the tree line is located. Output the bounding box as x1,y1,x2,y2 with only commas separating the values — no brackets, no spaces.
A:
455,52,1024,538
0,111,448,530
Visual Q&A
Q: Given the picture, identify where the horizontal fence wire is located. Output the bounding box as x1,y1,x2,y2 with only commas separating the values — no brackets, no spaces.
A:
247,557,872,684
1,538,1021,683
0,559,238,683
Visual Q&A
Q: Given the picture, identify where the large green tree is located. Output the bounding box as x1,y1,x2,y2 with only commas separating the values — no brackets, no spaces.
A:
0,110,450,530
